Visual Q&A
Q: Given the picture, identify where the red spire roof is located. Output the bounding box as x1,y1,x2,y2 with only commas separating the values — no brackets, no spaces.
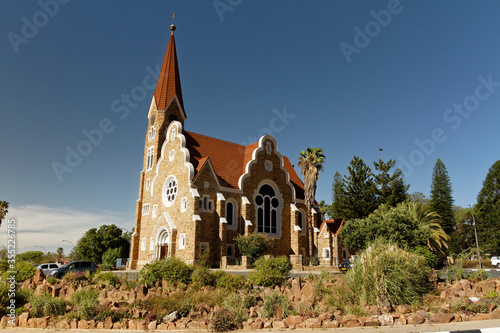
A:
153,30,185,113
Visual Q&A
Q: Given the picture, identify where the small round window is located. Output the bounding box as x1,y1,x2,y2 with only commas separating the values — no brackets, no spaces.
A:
162,175,178,207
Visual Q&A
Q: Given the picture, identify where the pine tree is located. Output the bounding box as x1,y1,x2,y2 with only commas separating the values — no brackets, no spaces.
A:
373,159,409,207
430,159,454,236
476,160,500,254
328,171,347,219
343,156,378,219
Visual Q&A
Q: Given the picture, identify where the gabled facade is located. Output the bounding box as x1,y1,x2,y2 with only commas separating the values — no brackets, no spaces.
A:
128,25,319,270
317,218,350,266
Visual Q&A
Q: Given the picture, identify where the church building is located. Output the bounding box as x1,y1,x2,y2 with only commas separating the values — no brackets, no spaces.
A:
128,23,322,270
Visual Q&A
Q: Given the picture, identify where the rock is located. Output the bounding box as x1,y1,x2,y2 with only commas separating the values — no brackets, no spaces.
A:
479,280,496,294
96,321,104,329
148,321,157,330
284,315,303,328
305,318,322,328
272,320,287,329
162,311,179,323
136,284,148,298
33,269,45,284
88,320,96,329
187,321,200,329
451,280,463,291
323,320,339,328
157,323,167,330
460,279,472,290
378,314,394,326
400,315,407,325
407,314,425,325
166,322,176,330
378,295,392,313
250,320,264,330
318,312,334,321
440,291,448,299
55,320,70,329
70,318,78,329
136,320,146,330
342,315,360,327
104,316,113,329
473,313,490,321
18,312,29,327
301,282,316,302
491,309,500,320
290,278,302,299
263,321,273,329
454,314,462,322
113,322,121,329
78,320,88,329
397,304,412,314
430,313,454,323
128,320,137,330
52,284,62,297
363,316,380,326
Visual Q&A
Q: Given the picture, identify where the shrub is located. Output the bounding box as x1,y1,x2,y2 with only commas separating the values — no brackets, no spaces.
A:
216,273,247,292
467,268,490,283
140,257,193,286
347,240,432,306
235,233,274,257
93,271,121,287
3,261,36,282
249,256,292,288
261,292,292,318
310,256,320,266
70,289,99,320
63,271,89,284
29,294,67,317
191,266,216,288
46,276,57,285
0,281,32,312
224,293,247,323
409,246,438,268
102,248,122,270
210,308,238,332
442,264,466,283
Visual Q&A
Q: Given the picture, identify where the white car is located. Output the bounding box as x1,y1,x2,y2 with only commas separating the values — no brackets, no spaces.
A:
491,256,500,268
36,263,61,276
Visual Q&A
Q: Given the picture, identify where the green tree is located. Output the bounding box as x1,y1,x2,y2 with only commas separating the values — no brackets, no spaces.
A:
75,224,129,264
373,159,409,207
449,206,476,255
475,160,500,254
298,147,326,258
408,192,429,205
56,247,64,262
235,232,274,257
342,156,378,220
430,159,455,237
16,251,44,264
0,201,9,227
328,171,348,219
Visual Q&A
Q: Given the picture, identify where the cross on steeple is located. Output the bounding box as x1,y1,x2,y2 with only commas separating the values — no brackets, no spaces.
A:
170,13,176,31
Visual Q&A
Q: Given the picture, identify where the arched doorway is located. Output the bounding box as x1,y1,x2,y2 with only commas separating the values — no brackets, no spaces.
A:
156,227,170,260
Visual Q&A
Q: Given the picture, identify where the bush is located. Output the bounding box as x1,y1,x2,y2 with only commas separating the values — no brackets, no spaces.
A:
102,248,122,270
140,257,193,286
29,294,67,317
250,256,292,288
235,233,274,257
347,240,432,306
441,264,466,283
224,293,247,323
93,271,121,287
467,268,490,283
2,261,36,282
70,289,99,320
0,281,32,313
409,246,438,268
261,292,292,318
46,276,57,285
216,273,247,292
191,266,216,288
210,308,238,332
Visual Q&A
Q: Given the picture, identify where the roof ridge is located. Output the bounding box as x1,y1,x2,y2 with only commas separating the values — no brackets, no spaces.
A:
185,131,255,149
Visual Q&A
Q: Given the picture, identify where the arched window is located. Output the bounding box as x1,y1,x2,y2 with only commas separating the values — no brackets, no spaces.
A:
226,200,237,228
297,210,305,232
255,184,280,235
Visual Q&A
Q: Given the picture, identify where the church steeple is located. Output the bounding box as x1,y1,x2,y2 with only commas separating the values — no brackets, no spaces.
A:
153,15,185,118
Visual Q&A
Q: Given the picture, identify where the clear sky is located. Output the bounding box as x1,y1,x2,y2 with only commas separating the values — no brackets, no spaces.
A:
1,0,499,254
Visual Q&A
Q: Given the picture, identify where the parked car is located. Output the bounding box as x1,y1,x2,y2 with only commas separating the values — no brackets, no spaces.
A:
49,261,99,279
491,256,500,268
36,263,61,275
339,261,353,272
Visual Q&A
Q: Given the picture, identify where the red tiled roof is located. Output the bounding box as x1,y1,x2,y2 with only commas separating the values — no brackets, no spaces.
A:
184,131,305,199
319,218,345,235
154,32,184,113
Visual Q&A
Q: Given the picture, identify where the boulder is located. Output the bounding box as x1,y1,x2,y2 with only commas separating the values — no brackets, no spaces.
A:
491,309,500,320
272,320,287,329
263,321,273,329
18,312,29,327
55,319,70,329
78,320,88,329
397,304,412,314
162,311,179,323
32,269,45,284
378,314,394,326
363,316,380,326
103,316,113,329
148,321,157,330
378,295,392,313
305,318,322,328
430,313,454,323
407,314,425,325
341,315,360,327
284,315,303,328
300,282,316,302
318,312,334,321
323,320,339,328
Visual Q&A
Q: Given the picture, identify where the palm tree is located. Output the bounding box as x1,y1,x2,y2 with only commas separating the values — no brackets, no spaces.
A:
56,247,64,263
398,201,450,252
0,201,9,227
298,147,325,259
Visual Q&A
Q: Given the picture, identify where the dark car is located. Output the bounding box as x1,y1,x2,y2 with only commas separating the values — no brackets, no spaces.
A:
49,261,99,279
339,261,353,272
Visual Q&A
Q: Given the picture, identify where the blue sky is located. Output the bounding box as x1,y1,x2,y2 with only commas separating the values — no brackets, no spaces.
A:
1,0,499,253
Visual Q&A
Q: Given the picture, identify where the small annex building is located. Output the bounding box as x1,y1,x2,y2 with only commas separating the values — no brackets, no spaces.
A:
128,24,326,270
317,218,350,266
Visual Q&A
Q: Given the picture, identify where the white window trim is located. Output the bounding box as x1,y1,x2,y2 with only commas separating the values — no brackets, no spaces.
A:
323,248,331,260
146,178,150,190
152,204,158,218
142,203,150,215
225,199,238,230
298,209,306,235
150,237,155,251
140,238,146,251
146,146,154,171
181,197,188,212
148,126,156,141
199,195,214,213
179,234,186,250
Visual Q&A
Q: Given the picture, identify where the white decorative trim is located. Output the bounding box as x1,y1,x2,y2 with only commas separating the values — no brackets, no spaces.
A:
294,225,302,231
146,95,156,119
314,227,320,233
153,212,177,234
290,204,298,211
238,135,297,200
245,220,252,226
217,192,226,201
311,208,318,214
193,215,201,221
220,217,227,224
163,94,187,120
179,234,186,250
191,188,200,197
241,196,250,205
